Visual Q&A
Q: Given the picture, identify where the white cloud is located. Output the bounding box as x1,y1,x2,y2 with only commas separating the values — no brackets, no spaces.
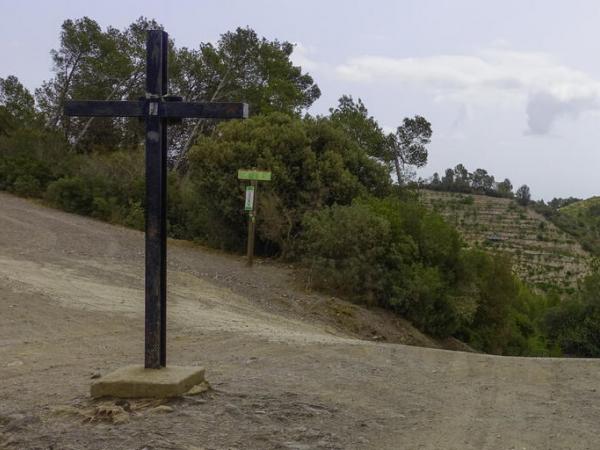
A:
381,125,396,135
335,49,600,134
291,42,320,72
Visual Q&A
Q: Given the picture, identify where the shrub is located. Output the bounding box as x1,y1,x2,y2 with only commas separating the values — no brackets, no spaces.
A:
301,197,476,338
0,155,53,194
12,174,42,197
187,113,392,255
461,195,474,205
122,200,145,230
300,198,466,334
300,194,553,353
544,272,600,356
46,177,94,215
301,202,393,306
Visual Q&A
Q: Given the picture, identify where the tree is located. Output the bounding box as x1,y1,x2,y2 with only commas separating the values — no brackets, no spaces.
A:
175,27,321,167
497,178,513,198
73,17,161,150
185,113,390,253
516,184,531,206
441,168,454,189
387,116,432,185
0,107,13,136
471,168,494,194
0,75,36,125
328,95,388,161
36,17,105,130
446,163,471,192
548,197,580,209
35,17,156,149
37,19,321,157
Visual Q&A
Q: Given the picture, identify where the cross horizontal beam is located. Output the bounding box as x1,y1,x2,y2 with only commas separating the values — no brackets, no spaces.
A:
64,100,249,119
161,102,249,119
65,101,144,117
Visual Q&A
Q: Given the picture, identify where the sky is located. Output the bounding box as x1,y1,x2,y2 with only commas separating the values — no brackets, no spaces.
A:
2,0,600,200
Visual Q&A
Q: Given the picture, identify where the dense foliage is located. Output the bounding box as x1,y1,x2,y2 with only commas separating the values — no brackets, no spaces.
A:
544,271,600,356
184,113,391,253
33,16,321,162
388,116,432,185
328,96,433,184
300,196,553,354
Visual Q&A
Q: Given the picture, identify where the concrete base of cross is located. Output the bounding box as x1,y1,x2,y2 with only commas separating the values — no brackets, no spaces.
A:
91,365,206,399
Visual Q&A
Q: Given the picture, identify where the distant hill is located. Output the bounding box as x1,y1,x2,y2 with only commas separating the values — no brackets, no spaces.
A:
561,196,600,215
419,189,590,292
533,196,600,257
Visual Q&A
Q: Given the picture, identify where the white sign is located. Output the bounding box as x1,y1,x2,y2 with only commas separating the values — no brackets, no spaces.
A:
245,186,255,211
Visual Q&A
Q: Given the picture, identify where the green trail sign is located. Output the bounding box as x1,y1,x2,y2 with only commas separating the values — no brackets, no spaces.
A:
239,168,272,267
238,169,272,181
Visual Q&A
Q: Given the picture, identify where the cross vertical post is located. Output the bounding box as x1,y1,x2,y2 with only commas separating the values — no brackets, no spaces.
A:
159,30,169,369
144,30,168,369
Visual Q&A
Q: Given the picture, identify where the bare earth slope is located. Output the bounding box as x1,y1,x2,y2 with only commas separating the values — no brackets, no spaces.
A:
1,192,599,450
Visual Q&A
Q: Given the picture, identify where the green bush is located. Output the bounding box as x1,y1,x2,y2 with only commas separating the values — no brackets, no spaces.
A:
300,197,465,335
46,177,94,214
0,126,73,195
12,174,42,197
187,113,392,255
301,202,393,306
544,272,600,356
300,195,552,353
0,155,53,194
122,200,145,230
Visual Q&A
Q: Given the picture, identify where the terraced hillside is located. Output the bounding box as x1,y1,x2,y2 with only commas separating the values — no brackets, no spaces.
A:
420,190,590,292
555,196,600,255
561,196,600,215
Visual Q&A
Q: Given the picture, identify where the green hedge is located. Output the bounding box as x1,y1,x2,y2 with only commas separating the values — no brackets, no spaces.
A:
300,196,553,354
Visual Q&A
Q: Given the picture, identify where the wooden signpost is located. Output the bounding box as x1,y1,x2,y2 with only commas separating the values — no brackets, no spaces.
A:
238,169,271,266
64,29,248,371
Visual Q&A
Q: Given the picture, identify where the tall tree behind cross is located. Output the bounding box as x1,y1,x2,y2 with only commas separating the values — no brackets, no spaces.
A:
64,30,248,369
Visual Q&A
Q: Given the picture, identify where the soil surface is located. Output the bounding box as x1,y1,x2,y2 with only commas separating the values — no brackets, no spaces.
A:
1,192,599,450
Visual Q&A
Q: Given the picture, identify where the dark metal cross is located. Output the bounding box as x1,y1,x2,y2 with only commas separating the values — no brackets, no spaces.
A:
64,30,248,369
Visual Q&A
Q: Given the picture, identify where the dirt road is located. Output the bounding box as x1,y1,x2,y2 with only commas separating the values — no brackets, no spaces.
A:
1,192,599,450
